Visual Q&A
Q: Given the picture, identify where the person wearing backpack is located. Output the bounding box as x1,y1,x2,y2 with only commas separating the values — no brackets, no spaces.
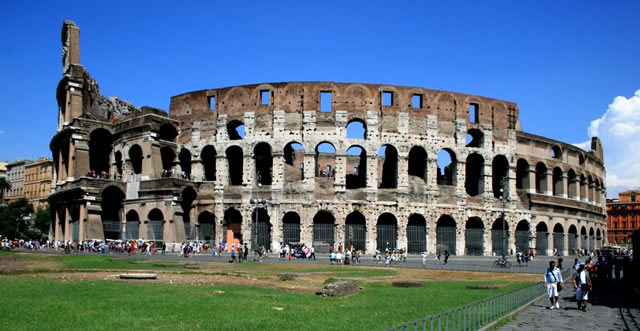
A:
573,261,593,311
543,260,563,309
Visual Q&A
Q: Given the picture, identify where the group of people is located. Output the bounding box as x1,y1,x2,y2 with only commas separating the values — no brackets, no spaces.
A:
329,244,362,265
279,244,315,261
515,248,535,266
161,168,189,179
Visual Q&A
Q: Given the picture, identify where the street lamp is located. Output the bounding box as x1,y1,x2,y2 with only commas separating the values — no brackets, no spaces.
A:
499,176,510,260
249,198,267,261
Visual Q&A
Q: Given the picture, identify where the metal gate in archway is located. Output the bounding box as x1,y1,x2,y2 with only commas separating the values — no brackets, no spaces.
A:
589,236,594,250
407,224,427,253
199,223,214,243
184,223,196,241
71,221,79,242
125,221,139,240
581,235,587,249
283,222,300,244
492,230,509,256
436,226,456,255
103,220,121,240
313,223,334,253
377,224,397,251
536,232,548,256
255,221,271,249
553,232,564,253
345,223,366,251
568,234,577,253
515,231,530,252
465,228,484,256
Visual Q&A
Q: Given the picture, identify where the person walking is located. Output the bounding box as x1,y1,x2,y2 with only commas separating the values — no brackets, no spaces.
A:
443,250,450,265
573,261,593,311
543,260,563,309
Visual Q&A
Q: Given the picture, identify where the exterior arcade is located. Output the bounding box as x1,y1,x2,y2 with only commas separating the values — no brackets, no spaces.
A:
49,21,607,255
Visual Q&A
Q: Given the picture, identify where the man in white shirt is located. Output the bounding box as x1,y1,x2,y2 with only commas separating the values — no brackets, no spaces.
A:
573,261,592,311
543,260,563,309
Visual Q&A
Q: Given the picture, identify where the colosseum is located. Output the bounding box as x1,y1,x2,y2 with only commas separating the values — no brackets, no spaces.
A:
49,21,607,256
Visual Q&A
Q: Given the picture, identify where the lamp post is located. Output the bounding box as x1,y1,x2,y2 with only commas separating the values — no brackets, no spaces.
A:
499,176,510,260
249,197,267,261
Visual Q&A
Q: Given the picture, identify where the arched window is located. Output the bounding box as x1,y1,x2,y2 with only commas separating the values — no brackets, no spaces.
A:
491,218,509,256
567,169,578,199
515,220,530,252
535,222,548,256
437,149,456,186
436,215,456,255
552,167,563,197
101,186,124,240
148,209,164,241
227,120,244,140
283,142,304,182
315,142,336,179
282,212,301,245
160,147,176,173
551,145,562,159
114,151,123,176
223,208,243,243
181,187,197,240
535,163,547,194
89,129,112,175
345,211,366,251
159,123,178,142
346,146,366,189
313,211,335,253
178,148,192,178
465,217,484,256
568,225,578,253
201,145,216,181
378,145,398,189
346,119,367,139
125,210,139,240
492,155,509,198
552,223,564,254
251,207,271,250
377,213,397,251
254,142,273,186
516,159,529,190
226,146,243,185
129,144,143,175
408,146,428,182
465,129,483,148
198,211,215,242
465,153,484,196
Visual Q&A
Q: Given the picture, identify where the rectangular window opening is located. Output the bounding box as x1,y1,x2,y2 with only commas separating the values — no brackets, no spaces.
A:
469,103,479,123
382,91,393,106
260,90,270,105
412,94,422,109
320,91,332,112
209,96,216,110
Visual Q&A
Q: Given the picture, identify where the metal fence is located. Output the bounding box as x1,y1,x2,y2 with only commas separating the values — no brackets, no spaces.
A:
387,269,572,331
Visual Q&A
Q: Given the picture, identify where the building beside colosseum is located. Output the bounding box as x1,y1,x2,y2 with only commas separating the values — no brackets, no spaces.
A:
49,21,608,255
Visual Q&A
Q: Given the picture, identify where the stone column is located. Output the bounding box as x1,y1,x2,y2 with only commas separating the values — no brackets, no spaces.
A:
78,203,86,241
64,206,71,241
192,160,204,182
397,216,408,251
68,143,75,180
54,207,62,241
526,169,536,193
544,171,553,195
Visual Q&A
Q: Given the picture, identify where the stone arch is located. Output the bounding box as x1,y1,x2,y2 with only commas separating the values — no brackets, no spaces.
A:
346,119,367,139
551,145,562,159
465,153,484,196
159,123,178,142
437,148,457,186
345,211,366,251
101,185,124,240
408,146,428,182
181,187,197,240
313,210,335,253
436,215,456,255
178,148,192,178
114,151,123,176
515,220,530,252
580,226,588,249
147,208,164,242
491,218,509,256
568,224,578,254
552,223,565,254
201,145,217,181
251,206,271,249
407,214,427,254
160,147,176,172
466,128,484,148
516,159,530,190
227,120,245,140
226,146,243,185
567,169,578,199
198,211,215,242
378,144,398,189
254,142,273,186
492,155,509,198
465,217,484,256
376,212,397,251
283,141,304,166
124,210,139,240
129,144,143,175
223,207,243,244
552,167,564,197
282,211,301,245
315,142,336,179
589,227,595,250
535,162,547,194
535,222,549,256
346,145,367,189
89,128,113,175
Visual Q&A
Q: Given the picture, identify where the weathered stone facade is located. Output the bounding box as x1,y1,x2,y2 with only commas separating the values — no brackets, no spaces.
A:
49,21,607,256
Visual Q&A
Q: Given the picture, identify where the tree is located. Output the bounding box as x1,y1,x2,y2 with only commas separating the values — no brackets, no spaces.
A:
0,198,33,239
0,177,11,204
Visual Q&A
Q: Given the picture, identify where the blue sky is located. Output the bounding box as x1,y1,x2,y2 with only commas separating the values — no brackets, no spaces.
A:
1,1,639,197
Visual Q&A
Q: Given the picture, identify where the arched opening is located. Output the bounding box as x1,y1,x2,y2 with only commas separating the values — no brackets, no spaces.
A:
516,159,529,190
201,145,217,181
129,144,143,175
147,209,164,242
515,220,530,252
491,218,509,256
567,169,578,199
346,146,366,189
376,213,397,251
282,212,301,245
580,174,587,200
227,120,245,140
378,145,398,189
465,129,484,148
589,228,595,250
588,175,594,202
223,208,243,244
114,151,123,176
552,223,564,254
551,145,562,159
226,146,243,185
465,217,484,256
101,186,124,240
552,167,564,197
437,149,456,186
492,155,509,199
181,187,197,240
178,148,192,179
436,215,456,255
315,142,336,179
346,119,366,139
596,229,602,248
407,214,427,254
283,142,304,182
313,211,335,253
580,226,587,249
124,210,139,240
251,207,271,249
568,225,578,254
535,163,547,194
345,211,366,251
595,179,602,204
159,123,178,142
535,222,548,256
254,142,273,186
465,153,484,196
198,211,215,243
89,129,112,175
160,147,176,173
408,146,428,182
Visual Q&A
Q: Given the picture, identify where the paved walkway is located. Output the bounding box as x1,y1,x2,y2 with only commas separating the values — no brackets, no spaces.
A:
499,281,640,331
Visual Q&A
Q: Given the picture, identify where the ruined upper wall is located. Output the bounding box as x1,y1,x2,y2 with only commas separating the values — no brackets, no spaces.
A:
169,82,519,133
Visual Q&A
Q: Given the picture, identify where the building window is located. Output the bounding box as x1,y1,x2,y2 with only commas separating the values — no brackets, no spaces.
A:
469,103,479,123
260,90,270,105
382,91,393,106
320,91,332,112
412,94,422,109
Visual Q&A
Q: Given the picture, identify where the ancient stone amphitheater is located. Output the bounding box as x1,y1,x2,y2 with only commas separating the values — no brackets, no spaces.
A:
49,21,607,255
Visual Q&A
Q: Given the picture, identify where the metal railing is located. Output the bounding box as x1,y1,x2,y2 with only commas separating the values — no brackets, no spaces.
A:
387,269,572,331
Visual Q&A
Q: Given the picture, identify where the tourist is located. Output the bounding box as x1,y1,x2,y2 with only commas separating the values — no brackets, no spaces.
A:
543,260,563,309
443,250,450,265
309,245,315,260
573,261,592,311
422,252,428,269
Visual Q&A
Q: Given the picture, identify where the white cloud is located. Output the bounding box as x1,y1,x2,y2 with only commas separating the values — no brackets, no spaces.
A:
577,89,640,197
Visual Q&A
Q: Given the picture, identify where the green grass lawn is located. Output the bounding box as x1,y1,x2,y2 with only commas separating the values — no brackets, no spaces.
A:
0,277,528,330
